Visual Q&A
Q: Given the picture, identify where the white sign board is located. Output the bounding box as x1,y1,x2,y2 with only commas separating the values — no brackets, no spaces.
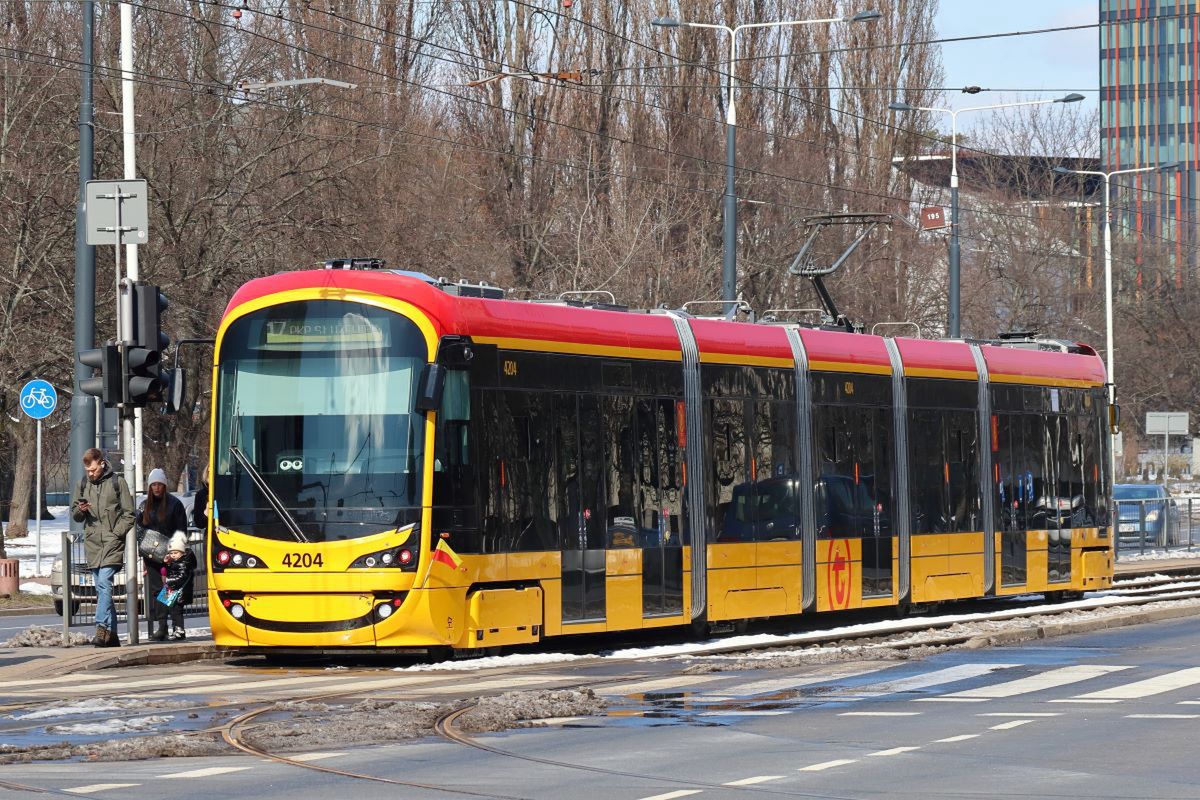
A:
1146,412,1189,435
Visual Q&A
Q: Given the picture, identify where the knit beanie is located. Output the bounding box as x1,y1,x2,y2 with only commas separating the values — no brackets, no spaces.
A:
147,468,168,488
168,531,188,553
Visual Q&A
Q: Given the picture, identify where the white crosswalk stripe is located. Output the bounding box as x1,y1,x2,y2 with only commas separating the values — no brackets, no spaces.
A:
864,663,1021,696
1059,667,1200,702
916,665,1131,702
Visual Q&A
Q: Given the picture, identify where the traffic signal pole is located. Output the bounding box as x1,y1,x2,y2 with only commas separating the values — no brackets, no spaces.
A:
70,0,96,549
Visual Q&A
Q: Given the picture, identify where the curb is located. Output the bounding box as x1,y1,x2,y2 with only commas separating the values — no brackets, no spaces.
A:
0,606,55,618
40,642,228,675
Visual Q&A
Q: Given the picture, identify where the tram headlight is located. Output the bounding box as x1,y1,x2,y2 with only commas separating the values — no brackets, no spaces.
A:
230,603,245,620
212,546,267,571
350,546,418,571
376,603,393,620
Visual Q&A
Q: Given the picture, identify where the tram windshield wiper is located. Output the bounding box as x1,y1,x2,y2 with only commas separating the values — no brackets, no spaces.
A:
228,444,310,544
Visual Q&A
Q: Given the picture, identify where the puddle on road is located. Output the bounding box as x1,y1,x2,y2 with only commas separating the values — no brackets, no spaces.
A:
0,695,239,753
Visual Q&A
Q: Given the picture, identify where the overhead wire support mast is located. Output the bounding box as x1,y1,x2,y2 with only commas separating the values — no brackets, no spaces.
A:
786,213,892,334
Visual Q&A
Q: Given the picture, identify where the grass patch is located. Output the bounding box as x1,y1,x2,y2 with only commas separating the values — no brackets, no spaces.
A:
0,592,54,609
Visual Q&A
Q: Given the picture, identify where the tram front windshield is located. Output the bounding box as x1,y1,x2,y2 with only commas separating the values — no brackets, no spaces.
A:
213,300,428,542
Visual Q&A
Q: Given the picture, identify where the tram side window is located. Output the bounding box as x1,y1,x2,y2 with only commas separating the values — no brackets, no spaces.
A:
653,398,685,546
909,409,947,534
946,410,979,532
1021,414,1046,531
635,398,662,545
751,401,799,541
994,413,1016,531
708,399,748,542
502,391,559,552
432,370,479,550
603,396,637,548
475,390,503,553
1080,402,1099,527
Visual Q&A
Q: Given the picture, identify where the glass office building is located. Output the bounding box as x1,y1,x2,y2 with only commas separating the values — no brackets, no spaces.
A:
1100,1,1193,282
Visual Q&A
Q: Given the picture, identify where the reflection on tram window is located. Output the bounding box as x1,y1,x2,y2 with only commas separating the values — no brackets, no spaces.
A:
214,301,427,542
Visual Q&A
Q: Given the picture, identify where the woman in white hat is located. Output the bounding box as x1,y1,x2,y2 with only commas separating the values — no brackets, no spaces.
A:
138,468,188,641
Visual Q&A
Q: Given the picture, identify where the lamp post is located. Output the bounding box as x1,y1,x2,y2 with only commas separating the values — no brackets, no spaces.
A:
890,93,1085,337
1051,161,1180,487
653,10,881,315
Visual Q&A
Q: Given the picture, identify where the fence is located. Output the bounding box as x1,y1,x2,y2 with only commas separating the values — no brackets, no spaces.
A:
1114,496,1200,559
64,528,208,627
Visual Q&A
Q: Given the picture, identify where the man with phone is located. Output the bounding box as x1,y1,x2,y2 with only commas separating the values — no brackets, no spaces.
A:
71,448,135,647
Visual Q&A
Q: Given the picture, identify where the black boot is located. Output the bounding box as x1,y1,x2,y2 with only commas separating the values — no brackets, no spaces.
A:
103,627,121,647
149,621,167,642
92,625,109,648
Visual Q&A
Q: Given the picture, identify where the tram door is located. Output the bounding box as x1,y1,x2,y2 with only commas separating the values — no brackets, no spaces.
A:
995,411,1030,587
559,394,607,623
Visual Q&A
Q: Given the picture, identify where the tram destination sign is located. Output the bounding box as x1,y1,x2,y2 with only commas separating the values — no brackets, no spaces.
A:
262,316,387,347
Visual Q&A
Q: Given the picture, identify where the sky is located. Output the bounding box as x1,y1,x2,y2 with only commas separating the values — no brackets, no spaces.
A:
934,2,1098,120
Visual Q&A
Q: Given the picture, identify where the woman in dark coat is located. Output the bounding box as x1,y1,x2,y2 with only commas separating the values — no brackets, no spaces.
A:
138,468,188,641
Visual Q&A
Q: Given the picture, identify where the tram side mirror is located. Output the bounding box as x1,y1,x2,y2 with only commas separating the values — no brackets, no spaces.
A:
416,363,446,412
164,367,186,414
1109,403,1120,434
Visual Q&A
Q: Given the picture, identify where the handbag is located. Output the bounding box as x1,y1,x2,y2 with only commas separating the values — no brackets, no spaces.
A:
156,585,182,606
138,528,169,562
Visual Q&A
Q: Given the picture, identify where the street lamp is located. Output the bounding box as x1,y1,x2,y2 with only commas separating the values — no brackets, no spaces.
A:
653,10,881,315
1052,160,1181,486
890,93,1085,337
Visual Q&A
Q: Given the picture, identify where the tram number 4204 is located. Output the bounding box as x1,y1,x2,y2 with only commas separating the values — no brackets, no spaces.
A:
281,552,324,568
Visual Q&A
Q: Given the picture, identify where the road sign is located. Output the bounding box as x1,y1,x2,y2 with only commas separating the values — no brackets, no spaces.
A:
1146,412,1189,435
919,206,947,231
19,379,57,420
84,179,148,246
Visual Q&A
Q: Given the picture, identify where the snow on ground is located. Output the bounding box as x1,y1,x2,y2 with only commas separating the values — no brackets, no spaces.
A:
18,582,49,595
4,506,70,578
45,715,174,736
1118,548,1200,562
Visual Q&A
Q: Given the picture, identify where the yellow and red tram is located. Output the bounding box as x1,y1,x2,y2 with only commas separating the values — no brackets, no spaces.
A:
205,263,1113,651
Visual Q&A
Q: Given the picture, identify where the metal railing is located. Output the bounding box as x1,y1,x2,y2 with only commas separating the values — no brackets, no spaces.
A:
64,528,208,627
1114,497,1199,559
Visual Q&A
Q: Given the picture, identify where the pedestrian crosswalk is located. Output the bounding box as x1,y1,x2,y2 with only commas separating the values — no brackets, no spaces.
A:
9,655,1200,713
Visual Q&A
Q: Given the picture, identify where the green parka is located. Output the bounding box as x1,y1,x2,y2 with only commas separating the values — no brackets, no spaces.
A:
71,467,135,569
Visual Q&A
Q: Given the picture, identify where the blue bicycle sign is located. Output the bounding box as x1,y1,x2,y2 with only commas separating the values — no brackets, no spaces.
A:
19,379,57,420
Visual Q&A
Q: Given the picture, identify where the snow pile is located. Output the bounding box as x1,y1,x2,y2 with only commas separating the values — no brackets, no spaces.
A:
241,689,607,753
0,734,228,764
455,688,606,732
18,582,50,596
11,698,193,721
4,625,90,647
47,714,174,735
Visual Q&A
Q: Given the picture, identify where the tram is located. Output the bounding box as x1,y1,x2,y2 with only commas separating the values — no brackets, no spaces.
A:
205,260,1114,651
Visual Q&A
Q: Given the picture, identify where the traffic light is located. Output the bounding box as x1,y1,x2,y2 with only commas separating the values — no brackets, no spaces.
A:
125,283,169,407
79,343,122,407
124,344,164,405
132,283,168,352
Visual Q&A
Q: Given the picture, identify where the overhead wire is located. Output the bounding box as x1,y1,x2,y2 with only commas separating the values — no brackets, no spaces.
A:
4,3,1192,274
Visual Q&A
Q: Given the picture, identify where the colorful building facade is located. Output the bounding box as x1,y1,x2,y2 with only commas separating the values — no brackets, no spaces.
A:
1100,1,1195,282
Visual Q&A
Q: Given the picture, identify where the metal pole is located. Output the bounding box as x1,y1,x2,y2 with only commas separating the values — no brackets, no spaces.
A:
115,200,139,646
1164,430,1169,483
35,419,42,575
70,0,96,527
948,112,961,338
722,29,737,316
120,2,144,496
61,530,72,647
1103,174,1117,493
